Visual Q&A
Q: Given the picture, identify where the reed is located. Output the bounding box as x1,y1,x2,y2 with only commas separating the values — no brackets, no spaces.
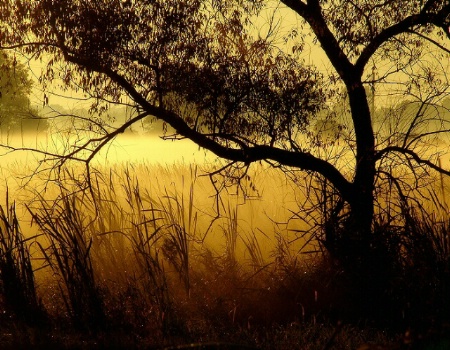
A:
28,187,106,332
0,189,44,325
0,161,448,349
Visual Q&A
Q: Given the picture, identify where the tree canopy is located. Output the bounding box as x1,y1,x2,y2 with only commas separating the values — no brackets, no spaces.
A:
1,0,450,264
0,52,44,133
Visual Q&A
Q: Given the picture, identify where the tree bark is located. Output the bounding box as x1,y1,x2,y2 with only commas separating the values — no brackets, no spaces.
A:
347,82,376,246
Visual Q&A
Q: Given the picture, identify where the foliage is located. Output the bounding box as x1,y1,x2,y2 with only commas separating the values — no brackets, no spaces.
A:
0,52,46,133
0,190,45,325
1,1,324,144
28,187,106,332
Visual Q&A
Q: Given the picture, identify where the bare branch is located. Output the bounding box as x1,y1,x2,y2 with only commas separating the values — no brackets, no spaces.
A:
406,29,450,55
356,3,450,74
376,146,450,177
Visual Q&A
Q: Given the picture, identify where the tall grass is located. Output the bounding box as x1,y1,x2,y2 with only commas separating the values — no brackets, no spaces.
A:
121,170,182,336
0,189,44,325
28,189,106,332
0,161,448,348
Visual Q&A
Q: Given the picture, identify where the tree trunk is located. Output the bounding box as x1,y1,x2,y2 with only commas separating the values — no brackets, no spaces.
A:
324,82,377,274
347,83,376,245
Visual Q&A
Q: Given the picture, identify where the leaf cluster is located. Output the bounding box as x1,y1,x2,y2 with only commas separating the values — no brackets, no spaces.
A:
0,0,324,148
0,51,38,131
323,0,449,59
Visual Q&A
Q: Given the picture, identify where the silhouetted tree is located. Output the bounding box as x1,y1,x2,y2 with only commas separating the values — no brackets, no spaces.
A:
1,1,450,269
0,52,46,133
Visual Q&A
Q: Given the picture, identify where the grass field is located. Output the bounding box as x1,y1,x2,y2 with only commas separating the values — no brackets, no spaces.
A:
0,160,449,349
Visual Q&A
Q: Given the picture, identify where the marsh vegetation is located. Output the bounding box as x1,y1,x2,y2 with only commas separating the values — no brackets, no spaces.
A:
0,158,449,349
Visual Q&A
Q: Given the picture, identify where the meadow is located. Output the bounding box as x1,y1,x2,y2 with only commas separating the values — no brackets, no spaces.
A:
0,156,449,349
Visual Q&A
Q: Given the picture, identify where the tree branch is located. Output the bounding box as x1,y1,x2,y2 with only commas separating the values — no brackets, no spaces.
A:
54,45,353,200
375,146,450,177
281,0,355,82
406,29,450,55
67,110,151,164
355,3,450,75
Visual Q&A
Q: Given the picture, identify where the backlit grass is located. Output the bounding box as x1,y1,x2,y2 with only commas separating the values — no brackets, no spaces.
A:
0,161,449,349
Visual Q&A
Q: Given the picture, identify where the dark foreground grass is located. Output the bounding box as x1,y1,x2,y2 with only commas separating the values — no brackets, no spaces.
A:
0,167,449,349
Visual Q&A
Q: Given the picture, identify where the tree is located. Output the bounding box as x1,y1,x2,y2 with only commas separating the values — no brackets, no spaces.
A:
1,1,450,268
0,52,46,133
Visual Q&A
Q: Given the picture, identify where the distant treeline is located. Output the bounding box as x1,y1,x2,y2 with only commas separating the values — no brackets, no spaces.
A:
26,103,173,136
